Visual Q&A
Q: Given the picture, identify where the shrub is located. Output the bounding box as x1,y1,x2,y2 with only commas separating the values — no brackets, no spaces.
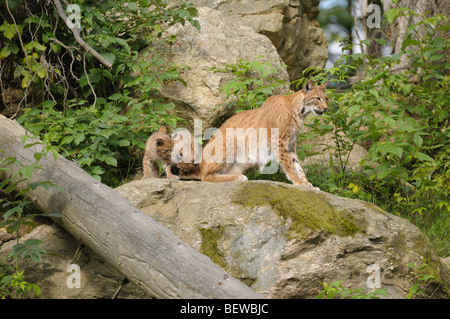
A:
1,0,199,187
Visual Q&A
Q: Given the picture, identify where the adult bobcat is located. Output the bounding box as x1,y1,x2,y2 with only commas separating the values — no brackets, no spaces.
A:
198,79,329,187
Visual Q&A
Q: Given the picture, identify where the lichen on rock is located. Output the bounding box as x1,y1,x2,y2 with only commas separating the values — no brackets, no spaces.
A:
232,182,365,238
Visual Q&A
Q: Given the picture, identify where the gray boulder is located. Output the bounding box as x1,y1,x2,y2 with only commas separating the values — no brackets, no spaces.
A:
191,0,329,80
1,179,448,299
140,7,290,130
115,179,449,299
0,222,146,299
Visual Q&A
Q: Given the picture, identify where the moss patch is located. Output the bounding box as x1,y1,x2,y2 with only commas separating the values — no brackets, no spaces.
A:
199,226,227,268
233,183,365,238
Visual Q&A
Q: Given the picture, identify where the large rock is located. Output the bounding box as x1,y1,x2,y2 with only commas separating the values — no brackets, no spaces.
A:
115,179,449,299
0,221,146,299
191,0,329,80
1,179,448,299
143,7,290,130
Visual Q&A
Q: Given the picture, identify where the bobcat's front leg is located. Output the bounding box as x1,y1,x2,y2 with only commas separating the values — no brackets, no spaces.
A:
279,149,312,187
143,157,160,178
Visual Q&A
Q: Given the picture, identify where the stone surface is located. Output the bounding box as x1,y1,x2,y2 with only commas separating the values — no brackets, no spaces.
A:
141,7,290,130
2,179,448,299
191,0,329,80
0,221,146,299
114,179,449,299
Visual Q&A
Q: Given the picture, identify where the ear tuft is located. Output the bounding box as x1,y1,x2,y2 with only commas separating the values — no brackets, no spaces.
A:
303,79,314,92
159,123,167,134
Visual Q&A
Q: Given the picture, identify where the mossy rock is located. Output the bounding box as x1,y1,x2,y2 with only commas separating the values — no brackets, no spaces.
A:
232,183,366,238
199,226,227,269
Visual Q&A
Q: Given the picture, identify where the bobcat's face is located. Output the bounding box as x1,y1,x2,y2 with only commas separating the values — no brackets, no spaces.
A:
155,135,174,161
299,80,329,117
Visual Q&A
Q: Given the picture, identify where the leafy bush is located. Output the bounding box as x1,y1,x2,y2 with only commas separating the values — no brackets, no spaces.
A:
303,10,449,256
0,138,62,298
316,281,386,299
209,56,288,112
1,0,199,187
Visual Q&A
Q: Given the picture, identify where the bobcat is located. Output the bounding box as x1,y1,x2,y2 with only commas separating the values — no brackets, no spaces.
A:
197,79,329,187
167,130,201,180
142,124,200,180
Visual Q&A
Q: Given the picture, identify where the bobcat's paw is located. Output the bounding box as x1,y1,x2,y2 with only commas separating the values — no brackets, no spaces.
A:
306,182,320,191
238,175,248,181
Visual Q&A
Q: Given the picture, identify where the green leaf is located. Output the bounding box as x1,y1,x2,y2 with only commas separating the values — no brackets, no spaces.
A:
33,41,46,52
402,84,413,96
429,54,444,62
10,243,26,257
108,93,122,101
419,274,434,281
347,105,361,117
42,100,56,108
32,284,41,297
20,165,37,180
102,52,116,66
385,8,401,24
390,146,403,158
413,134,423,148
104,156,118,167
89,166,105,175
74,133,85,145
0,46,11,59
414,152,434,162
25,238,44,246
0,22,16,40
116,139,130,147
36,66,47,79
369,89,378,99
127,1,138,11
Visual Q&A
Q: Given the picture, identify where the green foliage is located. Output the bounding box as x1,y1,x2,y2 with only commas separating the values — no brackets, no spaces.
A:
0,138,62,298
1,0,199,186
316,281,386,299
0,269,41,299
406,263,435,299
209,56,288,111
19,98,178,186
302,10,449,257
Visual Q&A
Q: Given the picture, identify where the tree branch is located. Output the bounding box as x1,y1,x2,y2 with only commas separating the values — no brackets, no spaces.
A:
53,0,113,68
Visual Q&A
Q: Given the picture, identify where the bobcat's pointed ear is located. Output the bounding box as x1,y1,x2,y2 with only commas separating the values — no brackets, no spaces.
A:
159,123,167,134
303,79,314,92
322,80,330,89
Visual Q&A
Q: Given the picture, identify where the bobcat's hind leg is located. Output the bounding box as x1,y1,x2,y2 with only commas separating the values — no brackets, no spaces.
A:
201,173,248,182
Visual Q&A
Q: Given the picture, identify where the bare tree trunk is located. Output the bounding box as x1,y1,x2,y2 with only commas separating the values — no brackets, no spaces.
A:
0,114,261,299
383,0,449,71
347,0,354,55
359,0,383,58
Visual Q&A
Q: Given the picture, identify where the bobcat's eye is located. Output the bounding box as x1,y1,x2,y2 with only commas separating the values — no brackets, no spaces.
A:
315,97,322,101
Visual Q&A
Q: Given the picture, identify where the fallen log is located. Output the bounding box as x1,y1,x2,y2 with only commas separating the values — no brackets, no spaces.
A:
0,114,261,299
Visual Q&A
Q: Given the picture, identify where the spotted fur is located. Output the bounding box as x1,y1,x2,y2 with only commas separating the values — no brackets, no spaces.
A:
142,125,201,180
198,80,329,187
